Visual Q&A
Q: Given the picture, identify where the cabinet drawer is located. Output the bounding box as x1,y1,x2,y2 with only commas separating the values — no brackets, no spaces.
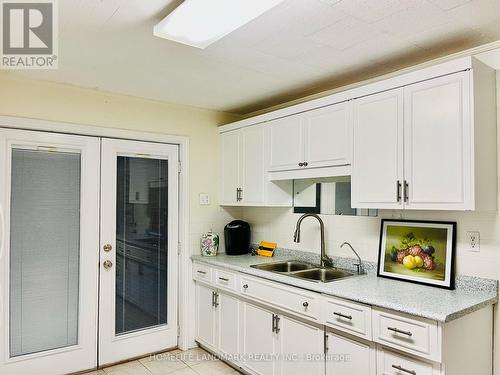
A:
324,296,372,340
373,308,440,362
215,269,238,291
193,262,213,283
240,276,320,321
377,346,440,375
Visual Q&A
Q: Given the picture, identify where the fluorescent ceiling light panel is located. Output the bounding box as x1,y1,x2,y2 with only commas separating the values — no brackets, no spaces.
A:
154,0,285,49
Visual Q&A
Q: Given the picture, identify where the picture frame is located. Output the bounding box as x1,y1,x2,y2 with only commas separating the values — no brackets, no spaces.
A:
377,219,456,289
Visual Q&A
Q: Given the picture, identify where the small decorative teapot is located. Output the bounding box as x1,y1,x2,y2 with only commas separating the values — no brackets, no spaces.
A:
201,230,219,256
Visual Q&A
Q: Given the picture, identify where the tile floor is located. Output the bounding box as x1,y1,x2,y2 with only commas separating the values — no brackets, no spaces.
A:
85,348,242,375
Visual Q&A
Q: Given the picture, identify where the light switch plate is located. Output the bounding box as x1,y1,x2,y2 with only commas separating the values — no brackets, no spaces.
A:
467,231,480,252
199,193,210,205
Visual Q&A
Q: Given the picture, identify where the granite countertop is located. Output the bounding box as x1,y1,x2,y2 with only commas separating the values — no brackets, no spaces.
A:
192,252,498,323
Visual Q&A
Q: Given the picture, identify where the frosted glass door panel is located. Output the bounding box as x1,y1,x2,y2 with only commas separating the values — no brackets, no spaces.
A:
9,149,80,357
115,156,168,335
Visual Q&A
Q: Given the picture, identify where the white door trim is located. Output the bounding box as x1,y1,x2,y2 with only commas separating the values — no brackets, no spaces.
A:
0,115,195,351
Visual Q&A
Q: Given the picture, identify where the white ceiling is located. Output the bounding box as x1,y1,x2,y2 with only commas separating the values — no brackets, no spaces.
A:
5,0,500,114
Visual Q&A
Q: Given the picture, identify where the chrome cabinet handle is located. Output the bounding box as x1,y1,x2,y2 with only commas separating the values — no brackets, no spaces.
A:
103,244,112,252
303,302,309,308
211,291,219,307
333,312,353,320
272,314,280,333
396,180,402,202
403,180,409,202
103,260,113,270
218,277,229,282
388,327,413,337
392,365,416,374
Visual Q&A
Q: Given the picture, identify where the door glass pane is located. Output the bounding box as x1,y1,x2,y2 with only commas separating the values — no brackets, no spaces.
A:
10,149,81,357
116,157,168,335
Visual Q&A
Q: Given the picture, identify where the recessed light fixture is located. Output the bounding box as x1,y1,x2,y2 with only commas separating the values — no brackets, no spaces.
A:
153,0,285,49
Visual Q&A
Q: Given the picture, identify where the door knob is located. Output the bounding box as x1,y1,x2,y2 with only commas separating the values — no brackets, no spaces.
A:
103,260,113,270
103,244,112,252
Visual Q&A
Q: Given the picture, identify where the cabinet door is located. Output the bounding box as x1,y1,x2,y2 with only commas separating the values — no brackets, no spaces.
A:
404,71,472,210
241,303,277,375
303,102,352,168
240,125,265,204
351,88,404,209
277,316,324,375
195,284,217,349
216,293,240,357
220,130,240,204
267,115,304,172
326,332,375,375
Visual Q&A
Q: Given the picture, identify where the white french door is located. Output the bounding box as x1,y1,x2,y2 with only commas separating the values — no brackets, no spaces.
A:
98,139,179,365
0,129,100,375
0,130,180,374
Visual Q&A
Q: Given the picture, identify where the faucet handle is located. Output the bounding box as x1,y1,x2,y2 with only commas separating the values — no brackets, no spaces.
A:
353,263,363,275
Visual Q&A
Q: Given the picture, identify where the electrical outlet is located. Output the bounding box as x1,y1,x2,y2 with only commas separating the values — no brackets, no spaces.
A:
467,231,480,252
199,193,210,205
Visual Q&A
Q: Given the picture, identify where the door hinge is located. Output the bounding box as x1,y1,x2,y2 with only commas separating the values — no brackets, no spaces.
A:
178,242,182,255
324,332,329,353
177,325,180,337
178,160,182,174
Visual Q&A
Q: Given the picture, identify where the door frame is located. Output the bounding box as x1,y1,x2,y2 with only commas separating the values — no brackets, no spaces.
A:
0,115,195,352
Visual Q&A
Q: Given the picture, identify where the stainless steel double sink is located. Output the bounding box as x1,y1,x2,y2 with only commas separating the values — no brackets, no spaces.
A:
250,260,355,283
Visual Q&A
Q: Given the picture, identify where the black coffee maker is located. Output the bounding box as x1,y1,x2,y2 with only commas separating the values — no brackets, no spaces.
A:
224,220,250,255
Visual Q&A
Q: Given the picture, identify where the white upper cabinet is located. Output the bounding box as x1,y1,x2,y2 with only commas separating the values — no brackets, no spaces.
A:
304,102,352,169
352,62,497,211
267,102,353,177
219,124,292,206
240,125,265,204
351,89,404,209
220,57,497,211
220,130,240,204
267,114,304,172
404,72,471,210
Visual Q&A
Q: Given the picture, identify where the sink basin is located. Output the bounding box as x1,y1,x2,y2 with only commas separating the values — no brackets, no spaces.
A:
251,261,316,273
291,268,354,283
251,261,357,283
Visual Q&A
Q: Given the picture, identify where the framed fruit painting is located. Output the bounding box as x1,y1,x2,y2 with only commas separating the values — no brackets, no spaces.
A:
377,219,456,289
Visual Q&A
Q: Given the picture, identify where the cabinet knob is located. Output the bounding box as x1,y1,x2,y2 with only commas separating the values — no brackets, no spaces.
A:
303,162,308,167
103,260,113,270
103,244,112,252
243,284,248,290
298,162,304,167
303,302,309,308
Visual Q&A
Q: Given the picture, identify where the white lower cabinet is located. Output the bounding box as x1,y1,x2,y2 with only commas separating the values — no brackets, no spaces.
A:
195,283,217,349
377,345,440,375
277,315,324,375
193,263,493,375
217,293,240,358
240,301,324,375
241,302,278,375
195,283,240,357
326,331,376,375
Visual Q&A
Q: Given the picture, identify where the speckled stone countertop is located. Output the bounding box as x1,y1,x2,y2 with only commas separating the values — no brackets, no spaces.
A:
192,251,498,323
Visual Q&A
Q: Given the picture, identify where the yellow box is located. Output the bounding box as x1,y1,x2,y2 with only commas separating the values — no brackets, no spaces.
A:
257,241,277,257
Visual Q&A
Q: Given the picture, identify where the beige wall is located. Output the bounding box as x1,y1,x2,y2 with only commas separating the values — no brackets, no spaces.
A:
0,73,241,255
